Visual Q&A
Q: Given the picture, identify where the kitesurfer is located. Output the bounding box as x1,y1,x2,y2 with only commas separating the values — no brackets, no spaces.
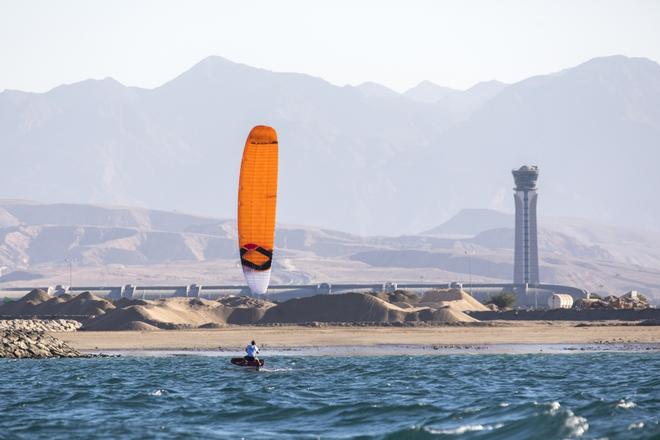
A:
244,340,260,362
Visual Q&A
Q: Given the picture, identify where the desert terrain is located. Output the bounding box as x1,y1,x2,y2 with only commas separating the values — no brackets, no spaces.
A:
2,201,660,303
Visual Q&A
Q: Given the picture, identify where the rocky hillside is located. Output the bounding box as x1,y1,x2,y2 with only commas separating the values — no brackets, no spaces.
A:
1,202,659,301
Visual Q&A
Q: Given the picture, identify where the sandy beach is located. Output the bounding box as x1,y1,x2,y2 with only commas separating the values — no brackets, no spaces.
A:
53,322,660,351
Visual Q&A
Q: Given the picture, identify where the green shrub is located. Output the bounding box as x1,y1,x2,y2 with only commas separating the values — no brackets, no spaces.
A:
486,293,516,309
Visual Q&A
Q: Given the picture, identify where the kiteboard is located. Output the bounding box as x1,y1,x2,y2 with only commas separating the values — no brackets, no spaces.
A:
231,357,265,369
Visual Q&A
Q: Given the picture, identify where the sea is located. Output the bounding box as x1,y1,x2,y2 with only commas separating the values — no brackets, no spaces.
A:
1,352,659,439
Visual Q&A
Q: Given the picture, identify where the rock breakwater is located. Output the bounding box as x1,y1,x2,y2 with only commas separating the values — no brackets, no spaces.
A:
0,329,81,358
0,319,81,332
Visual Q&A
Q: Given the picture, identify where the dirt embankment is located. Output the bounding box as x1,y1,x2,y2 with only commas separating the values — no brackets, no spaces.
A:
83,296,275,331
0,289,114,317
1,288,485,331
86,292,479,330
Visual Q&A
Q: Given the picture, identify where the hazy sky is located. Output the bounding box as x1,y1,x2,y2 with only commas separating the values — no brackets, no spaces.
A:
1,0,659,93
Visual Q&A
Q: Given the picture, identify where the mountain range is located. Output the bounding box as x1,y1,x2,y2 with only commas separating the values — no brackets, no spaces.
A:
1,201,659,302
1,55,659,235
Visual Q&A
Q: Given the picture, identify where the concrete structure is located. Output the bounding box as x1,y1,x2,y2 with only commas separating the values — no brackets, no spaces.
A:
1,282,588,305
53,285,70,296
548,293,574,309
512,165,540,287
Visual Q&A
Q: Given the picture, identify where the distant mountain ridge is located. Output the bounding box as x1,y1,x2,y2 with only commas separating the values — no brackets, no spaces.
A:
403,80,459,103
1,201,659,301
423,208,513,236
355,82,402,99
1,55,659,235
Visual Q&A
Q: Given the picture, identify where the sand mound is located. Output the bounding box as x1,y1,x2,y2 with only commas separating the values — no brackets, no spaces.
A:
0,289,53,315
113,298,149,308
82,312,162,331
81,292,479,329
261,292,428,324
118,321,161,331
83,296,276,330
0,291,115,317
218,295,274,309
4,288,481,329
431,306,479,323
49,292,115,316
261,292,478,324
370,290,421,306
110,298,226,328
419,289,489,312
22,289,51,303
83,306,160,330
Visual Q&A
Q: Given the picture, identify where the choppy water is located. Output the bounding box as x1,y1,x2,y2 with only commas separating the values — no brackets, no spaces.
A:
1,353,659,439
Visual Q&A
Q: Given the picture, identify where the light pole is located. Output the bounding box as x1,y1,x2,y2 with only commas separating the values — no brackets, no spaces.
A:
65,257,72,288
465,247,474,295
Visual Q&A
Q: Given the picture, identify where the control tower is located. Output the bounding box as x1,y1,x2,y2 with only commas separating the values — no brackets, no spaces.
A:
512,165,540,286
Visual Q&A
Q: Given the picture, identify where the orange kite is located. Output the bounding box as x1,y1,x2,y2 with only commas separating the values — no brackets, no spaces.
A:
237,125,279,294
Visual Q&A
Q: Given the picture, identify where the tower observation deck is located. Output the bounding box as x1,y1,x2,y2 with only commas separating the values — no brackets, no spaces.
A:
512,165,540,286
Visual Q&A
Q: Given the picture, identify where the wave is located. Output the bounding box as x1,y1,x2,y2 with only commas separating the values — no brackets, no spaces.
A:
1,353,659,439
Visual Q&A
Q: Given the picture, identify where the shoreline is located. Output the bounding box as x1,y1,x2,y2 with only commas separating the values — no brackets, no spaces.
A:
53,323,660,352
79,342,660,357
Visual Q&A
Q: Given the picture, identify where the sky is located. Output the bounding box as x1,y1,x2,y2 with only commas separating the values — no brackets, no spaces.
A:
1,0,659,93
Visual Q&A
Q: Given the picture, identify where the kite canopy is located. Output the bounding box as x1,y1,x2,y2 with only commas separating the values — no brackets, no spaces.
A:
238,125,279,294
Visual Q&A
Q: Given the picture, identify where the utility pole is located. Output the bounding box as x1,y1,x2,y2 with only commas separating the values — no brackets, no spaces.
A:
465,247,474,295
65,257,72,288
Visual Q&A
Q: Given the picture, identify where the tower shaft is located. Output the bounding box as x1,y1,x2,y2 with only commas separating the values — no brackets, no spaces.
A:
512,166,539,285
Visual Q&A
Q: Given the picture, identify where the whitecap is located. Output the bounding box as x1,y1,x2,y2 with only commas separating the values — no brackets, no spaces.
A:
628,421,644,430
426,423,503,435
498,402,510,407
616,399,636,409
548,401,561,414
564,411,589,437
